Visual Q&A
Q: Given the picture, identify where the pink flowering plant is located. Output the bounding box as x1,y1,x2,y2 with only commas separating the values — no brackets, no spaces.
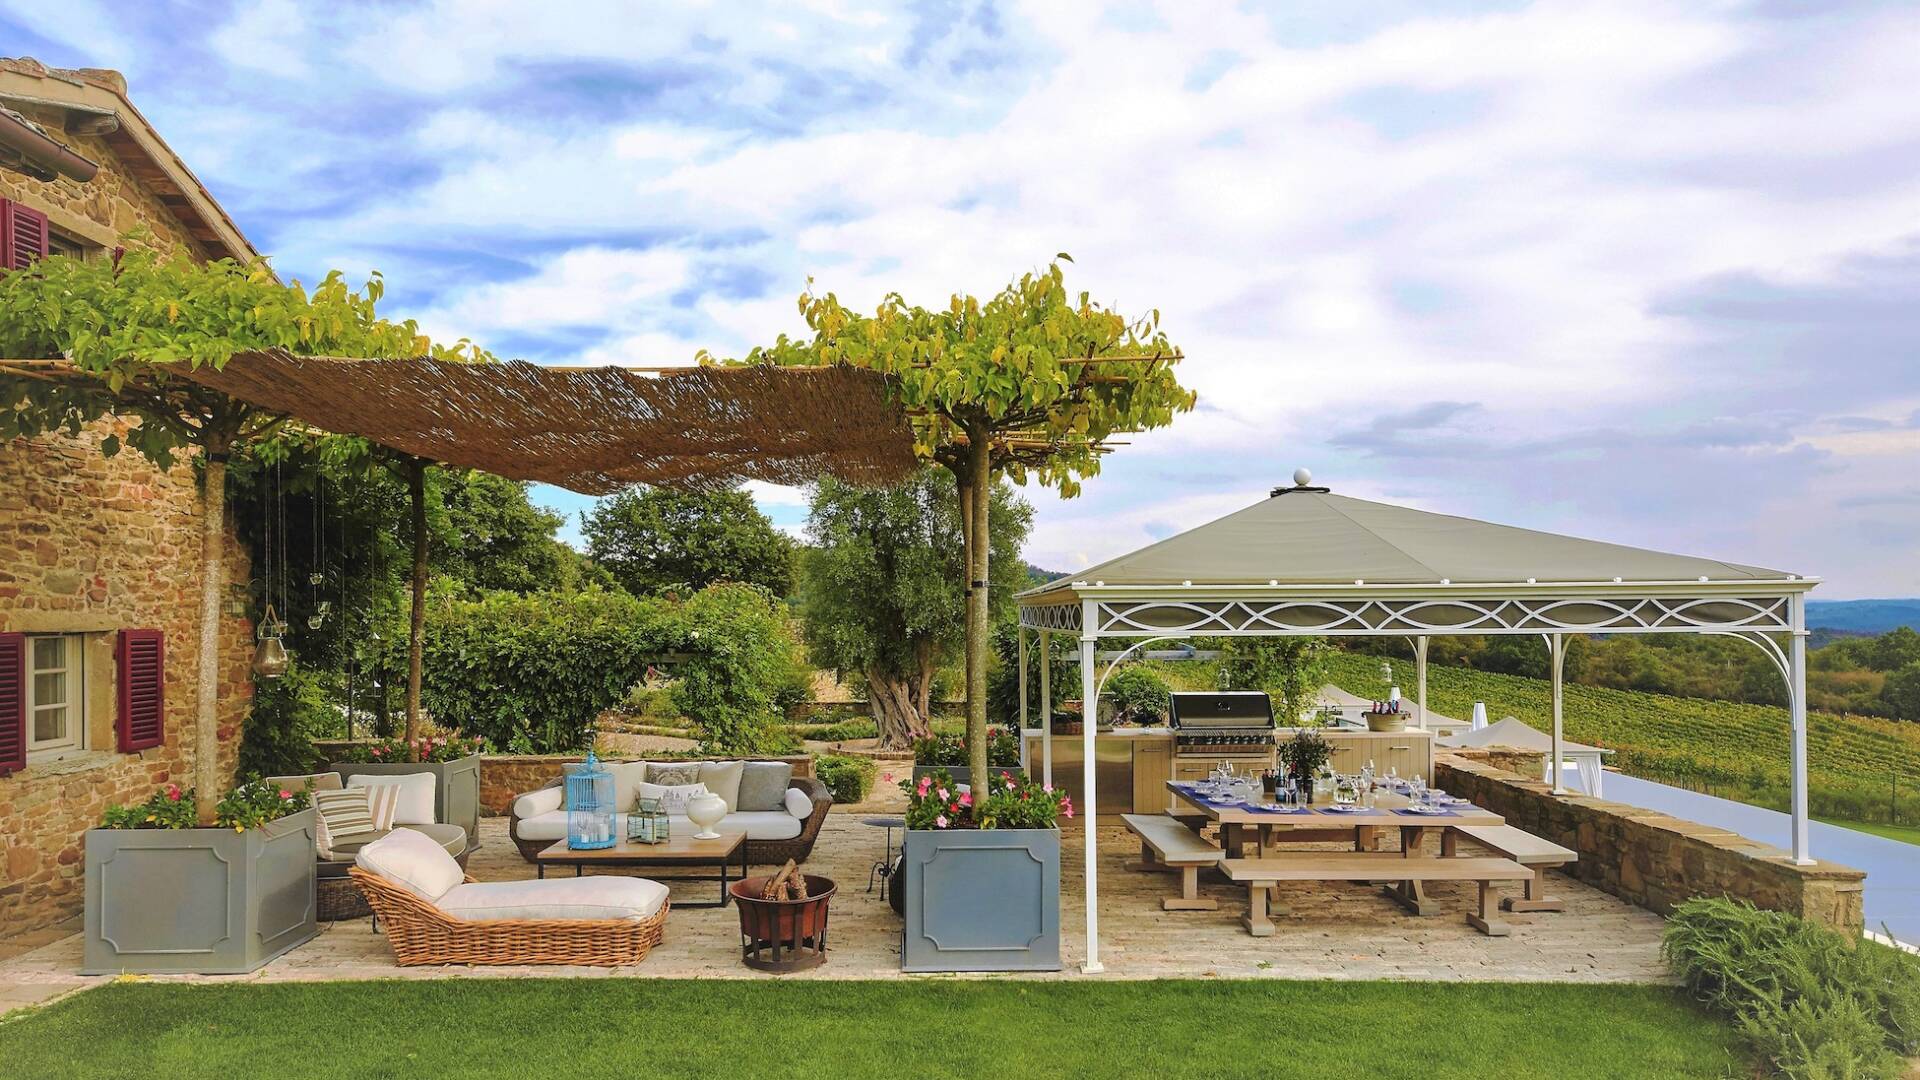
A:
100,779,311,831
339,732,490,764
902,768,1071,831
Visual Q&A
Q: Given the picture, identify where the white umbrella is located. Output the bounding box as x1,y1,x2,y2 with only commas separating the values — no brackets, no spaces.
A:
1470,701,1489,730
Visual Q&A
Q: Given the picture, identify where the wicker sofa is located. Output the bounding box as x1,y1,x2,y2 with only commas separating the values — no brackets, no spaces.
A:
351,829,667,967
508,760,832,865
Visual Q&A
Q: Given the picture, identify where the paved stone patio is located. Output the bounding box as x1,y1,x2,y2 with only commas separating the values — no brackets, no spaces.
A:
0,795,1672,1015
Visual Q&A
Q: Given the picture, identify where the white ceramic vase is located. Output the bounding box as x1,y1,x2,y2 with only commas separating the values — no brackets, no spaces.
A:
686,793,727,839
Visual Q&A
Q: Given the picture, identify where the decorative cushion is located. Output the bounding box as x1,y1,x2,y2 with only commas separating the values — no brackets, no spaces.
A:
608,761,649,812
347,771,435,826
354,827,464,902
784,786,814,820
647,762,701,787
637,780,709,815
698,761,745,812
512,785,564,821
438,876,668,921
313,786,377,859
737,761,792,812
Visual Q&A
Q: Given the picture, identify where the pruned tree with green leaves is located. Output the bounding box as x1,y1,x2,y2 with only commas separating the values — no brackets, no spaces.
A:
0,244,487,821
798,469,1030,748
582,485,795,598
710,258,1192,795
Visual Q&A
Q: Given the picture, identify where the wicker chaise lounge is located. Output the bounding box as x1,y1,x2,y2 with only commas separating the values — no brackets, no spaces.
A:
351,830,668,967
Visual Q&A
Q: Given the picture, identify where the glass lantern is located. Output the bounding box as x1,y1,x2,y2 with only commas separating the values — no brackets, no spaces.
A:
627,795,670,844
566,751,616,850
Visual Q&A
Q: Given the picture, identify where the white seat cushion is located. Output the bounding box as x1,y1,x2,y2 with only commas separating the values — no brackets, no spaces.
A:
514,810,802,842
438,876,668,921
355,827,464,902
348,771,436,826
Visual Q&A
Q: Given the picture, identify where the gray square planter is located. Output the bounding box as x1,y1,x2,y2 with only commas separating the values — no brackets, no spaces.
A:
910,765,1027,789
83,808,317,975
333,755,482,849
900,827,1060,972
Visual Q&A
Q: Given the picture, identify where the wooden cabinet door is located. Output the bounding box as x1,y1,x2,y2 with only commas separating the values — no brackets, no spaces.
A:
1172,758,1214,783
1133,741,1172,814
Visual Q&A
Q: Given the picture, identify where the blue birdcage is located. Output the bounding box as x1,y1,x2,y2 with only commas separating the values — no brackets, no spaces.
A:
566,751,616,850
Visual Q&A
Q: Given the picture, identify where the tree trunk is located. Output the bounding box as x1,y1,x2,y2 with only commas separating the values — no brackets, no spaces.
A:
954,466,974,737
406,458,428,752
965,435,992,796
866,666,932,749
194,435,232,825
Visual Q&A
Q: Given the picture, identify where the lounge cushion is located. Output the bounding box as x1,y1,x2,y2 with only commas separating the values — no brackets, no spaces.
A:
515,810,802,843
698,761,744,811
320,823,467,878
348,771,435,826
438,876,668,922
313,786,377,858
737,761,792,812
355,827,465,902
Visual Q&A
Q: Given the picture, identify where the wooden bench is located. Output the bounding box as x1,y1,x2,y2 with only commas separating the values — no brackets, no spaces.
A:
1443,824,1577,913
1124,813,1224,911
1222,853,1532,937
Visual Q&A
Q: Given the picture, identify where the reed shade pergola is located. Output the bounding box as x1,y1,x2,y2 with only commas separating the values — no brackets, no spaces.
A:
172,350,920,493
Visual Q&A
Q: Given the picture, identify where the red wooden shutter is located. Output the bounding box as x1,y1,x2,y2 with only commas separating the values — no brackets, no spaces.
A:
116,630,166,752
0,633,23,775
0,199,49,270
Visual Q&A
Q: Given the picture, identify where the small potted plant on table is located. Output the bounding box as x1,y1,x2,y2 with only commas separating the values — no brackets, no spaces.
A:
333,732,489,848
1278,727,1334,803
898,768,1069,972
84,780,317,974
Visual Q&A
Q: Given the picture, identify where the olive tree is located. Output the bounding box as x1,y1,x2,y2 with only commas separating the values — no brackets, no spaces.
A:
711,258,1192,796
798,470,1030,747
0,246,485,820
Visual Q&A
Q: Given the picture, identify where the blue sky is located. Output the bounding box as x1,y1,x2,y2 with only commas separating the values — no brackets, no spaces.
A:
6,1,1918,597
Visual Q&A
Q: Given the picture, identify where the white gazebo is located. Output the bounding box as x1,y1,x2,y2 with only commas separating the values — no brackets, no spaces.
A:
1438,715,1614,796
1015,477,1817,973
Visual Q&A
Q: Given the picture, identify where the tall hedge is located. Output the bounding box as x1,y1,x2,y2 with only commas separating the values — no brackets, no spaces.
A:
417,583,799,754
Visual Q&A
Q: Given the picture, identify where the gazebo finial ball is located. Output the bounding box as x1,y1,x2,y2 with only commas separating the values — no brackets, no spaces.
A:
1293,467,1313,487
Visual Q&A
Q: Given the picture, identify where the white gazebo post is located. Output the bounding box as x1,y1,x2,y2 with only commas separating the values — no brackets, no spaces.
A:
1039,630,1052,789
1547,633,1567,794
1079,598,1103,973
1017,627,1028,771
1413,636,1430,728
1790,593,1812,864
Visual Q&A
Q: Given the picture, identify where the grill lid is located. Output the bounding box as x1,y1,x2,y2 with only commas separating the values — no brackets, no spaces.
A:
1168,691,1275,729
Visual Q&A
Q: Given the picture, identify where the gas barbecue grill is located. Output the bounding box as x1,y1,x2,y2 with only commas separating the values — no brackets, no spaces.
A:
1168,691,1278,769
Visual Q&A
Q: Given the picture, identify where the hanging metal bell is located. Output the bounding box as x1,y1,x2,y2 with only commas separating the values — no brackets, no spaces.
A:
253,603,290,679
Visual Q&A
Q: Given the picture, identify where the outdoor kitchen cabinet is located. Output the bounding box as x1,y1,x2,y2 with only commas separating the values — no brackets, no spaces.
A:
1132,739,1172,815
1322,730,1433,780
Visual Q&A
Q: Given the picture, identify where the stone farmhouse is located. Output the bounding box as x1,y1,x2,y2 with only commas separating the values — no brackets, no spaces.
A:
0,58,258,936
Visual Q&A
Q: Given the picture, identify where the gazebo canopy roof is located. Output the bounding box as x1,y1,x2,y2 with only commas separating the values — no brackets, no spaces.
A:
1023,489,1794,601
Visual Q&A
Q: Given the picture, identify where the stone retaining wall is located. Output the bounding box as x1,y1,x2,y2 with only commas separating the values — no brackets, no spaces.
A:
1437,755,1865,933
477,754,815,816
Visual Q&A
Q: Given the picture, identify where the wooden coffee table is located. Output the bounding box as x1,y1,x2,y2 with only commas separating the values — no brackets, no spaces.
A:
534,830,748,908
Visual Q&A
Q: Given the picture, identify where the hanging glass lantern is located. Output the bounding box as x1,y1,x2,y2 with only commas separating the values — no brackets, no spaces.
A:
627,795,670,844
566,751,616,850
252,603,290,679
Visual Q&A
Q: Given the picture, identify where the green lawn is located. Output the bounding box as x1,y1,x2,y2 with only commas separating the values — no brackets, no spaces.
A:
1821,816,1920,847
0,979,1741,1079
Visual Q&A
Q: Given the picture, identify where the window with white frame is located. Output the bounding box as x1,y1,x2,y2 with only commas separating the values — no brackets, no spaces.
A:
27,633,85,760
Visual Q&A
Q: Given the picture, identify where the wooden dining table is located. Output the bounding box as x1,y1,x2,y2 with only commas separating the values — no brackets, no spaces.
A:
1165,780,1506,915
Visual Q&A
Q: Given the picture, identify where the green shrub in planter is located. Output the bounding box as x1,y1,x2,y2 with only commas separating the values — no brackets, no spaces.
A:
1104,665,1170,723
1664,897,1920,1078
815,754,877,805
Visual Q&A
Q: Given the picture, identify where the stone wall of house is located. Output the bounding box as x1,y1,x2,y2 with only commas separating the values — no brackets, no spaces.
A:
0,422,255,937
0,101,208,258
475,755,817,816
1437,755,1866,933
0,79,260,936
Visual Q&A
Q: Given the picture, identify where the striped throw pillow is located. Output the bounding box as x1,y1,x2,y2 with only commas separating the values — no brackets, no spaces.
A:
363,783,401,831
313,786,377,860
